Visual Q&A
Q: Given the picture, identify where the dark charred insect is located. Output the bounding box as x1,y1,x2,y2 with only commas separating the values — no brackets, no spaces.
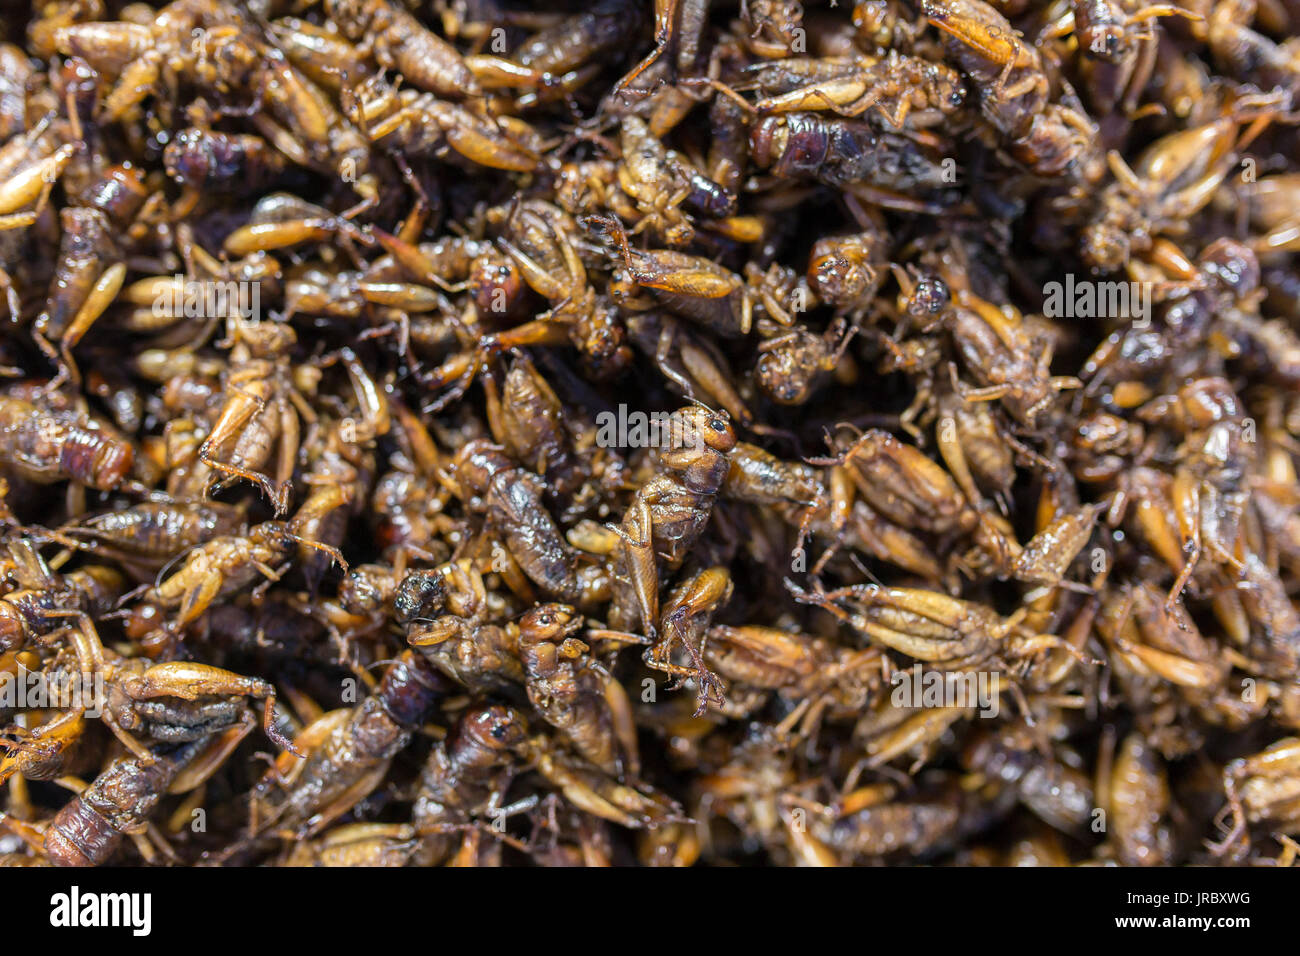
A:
163,127,287,193
246,650,445,843
749,111,954,193
411,703,532,865
1,732,231,866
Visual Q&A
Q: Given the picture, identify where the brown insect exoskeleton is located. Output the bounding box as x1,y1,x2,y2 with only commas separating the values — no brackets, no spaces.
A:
605,404,736,643
518,603,640,779
1210,737,1300,858
246,650,445,844
922,0,1095,175
140,484,349,630
1,729,242,866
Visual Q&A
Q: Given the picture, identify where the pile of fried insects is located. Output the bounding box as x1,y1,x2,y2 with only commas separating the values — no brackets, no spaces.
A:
0,0,1298,867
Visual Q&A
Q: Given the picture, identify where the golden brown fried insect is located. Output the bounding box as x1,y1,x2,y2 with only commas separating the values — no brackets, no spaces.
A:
141,485,348,629
0,393,137,491
791,581,1085,673
1211,737,1300,857
100,657,294,761
606,405,736,643
751,51,966,129
326,0,481,99
196,320,311,514
518,604,639,779
1104,731,1175,865
279,823,417,867
345,73,540,173
922,0,1094,175
59,500,244,574
400,561,524,694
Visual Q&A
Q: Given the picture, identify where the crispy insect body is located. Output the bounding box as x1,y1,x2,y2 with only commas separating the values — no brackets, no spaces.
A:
945,290,1078,426
270,17,372,93
1083,109,1280,270
519,604,639,779
922,0,1092,175
32,207,120,379
1012,502,1103,586
1214,738,1300,855
0,141,77,219
792,582,1052,669
614,246,752,337
100,658,291,760
753,51,966,128
755,319,855,406
43,734,213,866
516,0,642,76
281,823,416,867
62,500,244,568
834,429,972,534
401,562,525,693
609,406,736,640
164,128,286,191
251,650,444,839
1206,0,1299,94
326,0,479,98
706,625,882,734
1235,551,1300,677
818,777,1014,859
1108,733,1174,866
750,112,951,191
0,396,135,490
524,734,684,829
615,116,707,246
0,563,122,655
964,725,1095,835
145,489,347,628
196,320,306,515
411,703,529,864
347,75,539,172
0,711,87,785
654,566,732,714
1098,583,1227,691
222,193,372,257
488,357,584,504
723,442,823,507
449,440,584,603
